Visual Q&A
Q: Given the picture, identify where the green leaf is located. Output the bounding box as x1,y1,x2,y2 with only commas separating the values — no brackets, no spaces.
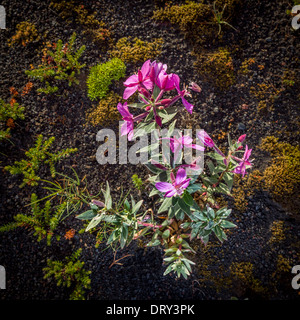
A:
128,102,147,109
167,120,177,137
175,209,185,221
121,224,128,241
86,214,102,231
206,152,226,161
149,188,160,197
152,85,160,100
162,229,170,239
186,183,202,194
124,199,130,211
220,220,237,229
76,210,97,220
178,198,191,215
158,197,173,214
207,207,215,220
132,200,143,215
182,192,194,207
104,181,112,210
223,172,234,190
147,239,161,247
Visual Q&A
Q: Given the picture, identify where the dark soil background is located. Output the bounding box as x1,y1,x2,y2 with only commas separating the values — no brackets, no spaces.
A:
0,0,299,300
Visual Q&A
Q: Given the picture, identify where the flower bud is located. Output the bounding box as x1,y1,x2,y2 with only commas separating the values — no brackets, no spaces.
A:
160,98,172,106
238,134,246,143
138,87,151,99
189,82,202,93
237,145,243,150
145,106,152,111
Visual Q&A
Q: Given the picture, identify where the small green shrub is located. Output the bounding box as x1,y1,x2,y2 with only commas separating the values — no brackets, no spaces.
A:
109,37,163,64
43,248,91,300
25,32,86,94
132,174,144,190
4,134,77,187
86,58,126,101
0,193,65,245
0,98,25,142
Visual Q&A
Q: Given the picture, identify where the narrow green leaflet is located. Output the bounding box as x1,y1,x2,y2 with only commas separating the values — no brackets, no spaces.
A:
158,197,173,214
76,210,97,220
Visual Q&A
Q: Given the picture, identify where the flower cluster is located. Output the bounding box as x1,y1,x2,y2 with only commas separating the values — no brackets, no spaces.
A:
117,60,197,141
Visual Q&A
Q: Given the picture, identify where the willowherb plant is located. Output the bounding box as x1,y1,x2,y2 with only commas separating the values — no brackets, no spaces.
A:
79,59,253,279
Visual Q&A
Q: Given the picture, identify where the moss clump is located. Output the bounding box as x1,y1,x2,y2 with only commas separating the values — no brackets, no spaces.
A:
231,170,263,212
86,91,122,126
86,58,126,101
230,262,267,296
269,220,286,244
259,136,300,210
109,37,163,64
8,21,40,47
50,1,111,45
153,1,214,44
194,47,235,91
153,0,241,46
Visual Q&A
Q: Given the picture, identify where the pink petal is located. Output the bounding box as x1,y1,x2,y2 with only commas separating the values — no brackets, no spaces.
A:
181,136,193,145
172,74,180,92
165,188,177,198
124,74,139,87
155,182,173,193
142,77,154,90
182,97,193,114
175,168,187,185
179,178,191,190
123,85,138,99
117,102,131,118
140,60,151,78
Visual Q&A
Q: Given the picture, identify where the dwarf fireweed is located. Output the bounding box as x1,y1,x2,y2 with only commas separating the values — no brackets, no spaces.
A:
78,60,253,279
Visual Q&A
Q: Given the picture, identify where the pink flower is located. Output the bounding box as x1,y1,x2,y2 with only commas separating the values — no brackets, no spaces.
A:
233,145,252,177
123,60,153,99
155,168,191,197
162,134,204,161
149,61,167,83
197,131,215,148
156,70,175,91
172,74,194,114
118,102,134,141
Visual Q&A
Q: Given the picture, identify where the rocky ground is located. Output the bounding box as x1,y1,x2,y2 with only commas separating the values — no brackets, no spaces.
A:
0,0,299,300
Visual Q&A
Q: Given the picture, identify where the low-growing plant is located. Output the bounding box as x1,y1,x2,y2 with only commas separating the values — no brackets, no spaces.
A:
194,47,235,91
132,174,144,191
109,37,163,64
78,59,253,279
50,1,111,45
43,248,91,300
86,58,126,101
25,32,86,94
0,98,25,142
259,136,300,211
4,134,77,187
86,91,122,126
152,0,239,46
8,21,40,47
0,193,64,245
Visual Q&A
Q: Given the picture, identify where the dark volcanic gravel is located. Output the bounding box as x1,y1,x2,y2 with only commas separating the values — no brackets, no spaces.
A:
0,0,299,301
